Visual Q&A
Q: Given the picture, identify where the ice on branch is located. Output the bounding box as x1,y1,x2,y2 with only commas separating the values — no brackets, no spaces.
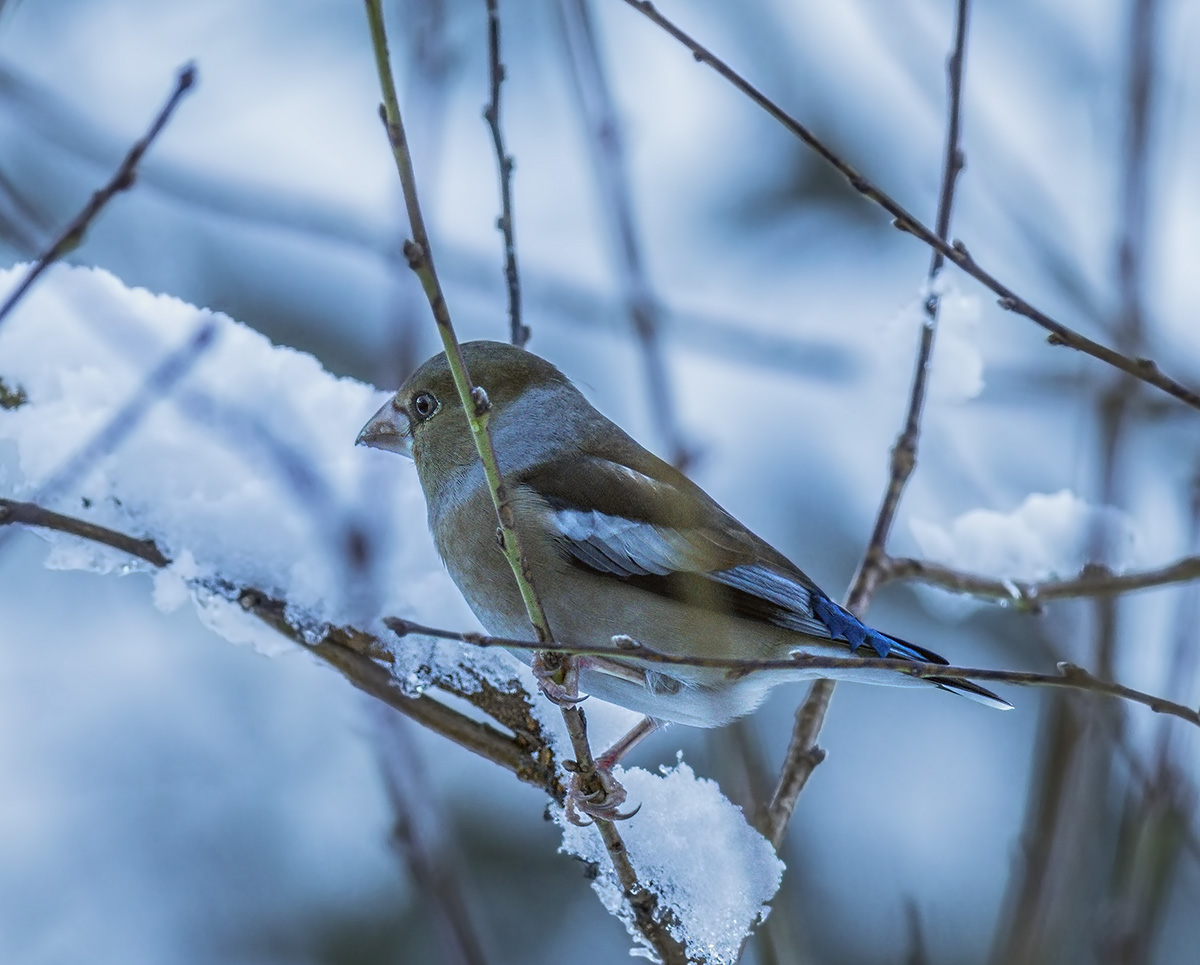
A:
877,275,984,404
558,759,784,964
0,263,503,692
911,490,1141,611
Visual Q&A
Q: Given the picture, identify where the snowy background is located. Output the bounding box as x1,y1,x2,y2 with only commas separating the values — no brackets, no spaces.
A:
1,0,1199,962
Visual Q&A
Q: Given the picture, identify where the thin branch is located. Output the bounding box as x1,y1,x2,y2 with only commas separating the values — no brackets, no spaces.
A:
482,0,527,347
762,0,973,849
762,683,830,848
362,6,686,961
883,555,1200,607
384,618,1200,729
615,0,1200,414
0,58,864,387
0,496,555,793
1087,8,1174,956
555,0,691,468
372,707,491,965
365,0,552,650
0,497,168,567
0,63,196,330
858,0,971,606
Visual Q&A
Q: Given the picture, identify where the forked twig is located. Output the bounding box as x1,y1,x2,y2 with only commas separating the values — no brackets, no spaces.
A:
762,0,973,849
615,0,1200,414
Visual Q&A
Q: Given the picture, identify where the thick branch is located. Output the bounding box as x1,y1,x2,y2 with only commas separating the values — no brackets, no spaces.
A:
615,0,1200,414
0,497,555,793
0,64,197,330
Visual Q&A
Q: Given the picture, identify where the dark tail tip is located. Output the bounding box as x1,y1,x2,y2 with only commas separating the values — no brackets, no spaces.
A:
930,676,1013,710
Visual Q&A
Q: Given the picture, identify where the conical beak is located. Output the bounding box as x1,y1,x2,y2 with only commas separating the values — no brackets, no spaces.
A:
356,398,413,457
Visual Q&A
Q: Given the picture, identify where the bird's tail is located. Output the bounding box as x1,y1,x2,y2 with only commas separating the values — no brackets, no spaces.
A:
885,634,1013,710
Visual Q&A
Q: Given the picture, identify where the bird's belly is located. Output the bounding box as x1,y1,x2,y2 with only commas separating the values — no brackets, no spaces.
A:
437,518,910,727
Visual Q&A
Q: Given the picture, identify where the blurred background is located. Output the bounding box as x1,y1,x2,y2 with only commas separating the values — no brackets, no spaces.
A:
2,0,1199,962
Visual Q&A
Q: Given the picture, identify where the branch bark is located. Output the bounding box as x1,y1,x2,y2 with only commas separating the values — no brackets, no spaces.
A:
0,496,558,793
883,555,1200,607
482,0,527,348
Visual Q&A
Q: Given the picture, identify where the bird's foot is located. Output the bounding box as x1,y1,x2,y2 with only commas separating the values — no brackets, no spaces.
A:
564,761,640,826
533,651,586,706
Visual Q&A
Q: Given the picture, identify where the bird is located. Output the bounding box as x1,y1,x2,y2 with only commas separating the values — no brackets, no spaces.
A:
357,341,1010,815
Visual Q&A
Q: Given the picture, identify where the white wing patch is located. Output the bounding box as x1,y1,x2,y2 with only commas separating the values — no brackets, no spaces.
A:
551,509,832,638
552,509,685,576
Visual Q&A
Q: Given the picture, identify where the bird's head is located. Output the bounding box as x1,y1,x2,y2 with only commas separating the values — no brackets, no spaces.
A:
357,340,576,490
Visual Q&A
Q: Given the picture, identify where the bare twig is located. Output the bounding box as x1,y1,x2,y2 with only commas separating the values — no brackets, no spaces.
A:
384,617,1200,728
761,684,830,848
0,63,196,329
482,0,527,347
994,5,1169,954
365,0,552,649
0,497,168,567
0,496,556,790
615,0,1200,414
1094,5,1185,957
989,697,1087,964
363,5,686,960
761,0,973,850
555,0,691,468
882,555,1200,607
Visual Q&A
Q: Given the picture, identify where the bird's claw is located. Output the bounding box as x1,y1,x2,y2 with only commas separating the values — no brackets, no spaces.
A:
565,765,640,826
533,651,585,706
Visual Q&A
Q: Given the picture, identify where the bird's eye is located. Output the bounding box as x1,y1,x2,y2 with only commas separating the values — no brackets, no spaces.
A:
411,391,439,420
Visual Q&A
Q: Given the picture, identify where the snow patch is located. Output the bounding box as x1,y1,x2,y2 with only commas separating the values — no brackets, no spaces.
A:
911,490,1141,616
557,758,784,963
0,262,505,689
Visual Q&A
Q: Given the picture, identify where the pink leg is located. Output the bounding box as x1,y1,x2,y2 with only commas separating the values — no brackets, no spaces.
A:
597,716,662,770
566,717,663,825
